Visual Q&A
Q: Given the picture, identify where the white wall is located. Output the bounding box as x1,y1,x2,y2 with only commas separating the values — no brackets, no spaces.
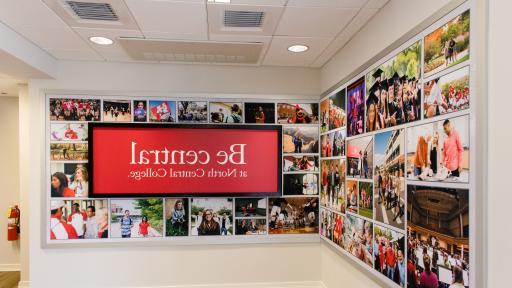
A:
0,96,20,271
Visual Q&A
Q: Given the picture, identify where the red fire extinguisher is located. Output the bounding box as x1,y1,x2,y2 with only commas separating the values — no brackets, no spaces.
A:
7,205,20,241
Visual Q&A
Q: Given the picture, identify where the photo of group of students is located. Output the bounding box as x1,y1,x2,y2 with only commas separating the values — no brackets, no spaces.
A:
50,200,108,240
234,198,267,235
347,135,374,179
268,197,319,234
283,173,318,196
49,98,101,121
110,199,163,238
406,115,469,183
407,185,469,288
282,126,319,154
191,198,233,236
178,101,208,123
320,129,346,157
50,143,88,161
103,100,132,122
283,155,318,172
50,123,88,142
365,41,422,133
320,159,346,213
50,163,89,198
320,89,346,133
210,102,243,123
277,103,319,124
374,225,406,287
320,209,343,246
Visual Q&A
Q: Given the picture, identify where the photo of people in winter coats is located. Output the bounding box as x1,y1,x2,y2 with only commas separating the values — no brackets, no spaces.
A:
110,199,163,238
277,103,319,124
268,197,319,234
191,198,233,236
50,200,108,240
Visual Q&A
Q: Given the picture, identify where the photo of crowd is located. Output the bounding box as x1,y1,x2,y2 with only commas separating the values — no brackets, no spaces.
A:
347,136,373,179
329,89,346,130
283,126,319,154
320,159,345,213
165,198,188,237
374,225,406,287
49,98,101,121
110,199,163,238
358,182,373,219
374,129,405,230
283,173,318,196
210,102,243,123
277,103,319,124
235,219,267,235
268,197,318,234
244,102,275,124
50,199,108,240
50,123,88,142
342,214,373,267
50,143,88,161
347,77,365,136
407,185,469,288
346,180,358,214
321,129,346,158
320,98,329,133
103,100,131,122
283,155,318,172
149,100,176,122
191,198,233,236
235,198,267,218
407,115,469,182
133,100,147,122
424,66,470,119
50,163,89,198
424,10,470,76
365,42,422,132
177,101,208,123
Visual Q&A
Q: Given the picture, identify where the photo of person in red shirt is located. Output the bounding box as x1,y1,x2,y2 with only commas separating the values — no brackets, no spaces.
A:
138,216,150,237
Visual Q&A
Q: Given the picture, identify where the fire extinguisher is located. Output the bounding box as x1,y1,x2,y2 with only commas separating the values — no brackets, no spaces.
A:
7,205,20,241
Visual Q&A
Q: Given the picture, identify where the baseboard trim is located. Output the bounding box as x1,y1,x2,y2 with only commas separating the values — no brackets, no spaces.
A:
0,263,20,271
17,280,30,288
13,281,326,288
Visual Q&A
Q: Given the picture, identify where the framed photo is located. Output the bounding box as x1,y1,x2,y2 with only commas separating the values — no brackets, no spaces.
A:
347,77,365,137
149,100,176,122
283,155,318,172
320,98,329,133
50,163,89,198
103,100,131,122
342,214,373,267
235,219,267,235
190,198,233,236
374,225,406,287
347,136,374,179
209,102,243,124
283,173,319,196
277,103,319,124
346,180,358,214
165,198,189,237
283,126,319,154
110,199,164,238
320,129,346,158
50,143,88,161
268,197,319,234
49,98,101,121
234,198,267,218
133,100,148,122
320,158,346,213
358,181,373,219
244,102,275,124
50,123,88,142
329,89,346,130
177,101,208,123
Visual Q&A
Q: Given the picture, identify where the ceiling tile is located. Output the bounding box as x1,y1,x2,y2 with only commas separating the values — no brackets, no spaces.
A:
262,36,331,67
311,8,378,67
45,49,103,61
125,0,207,40
286,0,366,8
0,0,66,29
366,0,390,9
275,6,358,37
73,27,142,61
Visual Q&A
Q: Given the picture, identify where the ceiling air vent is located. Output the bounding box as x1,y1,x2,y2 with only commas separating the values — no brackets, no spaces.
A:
66,1,119,21
224,10,264,28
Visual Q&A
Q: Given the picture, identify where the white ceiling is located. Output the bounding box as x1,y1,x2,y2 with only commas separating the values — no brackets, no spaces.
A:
0,0,389,68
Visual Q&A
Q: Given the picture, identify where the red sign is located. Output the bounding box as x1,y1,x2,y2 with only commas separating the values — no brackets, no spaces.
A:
89,124,282,197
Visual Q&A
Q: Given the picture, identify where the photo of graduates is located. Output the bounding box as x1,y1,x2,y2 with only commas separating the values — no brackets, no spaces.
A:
235,219,267,235
346,180,358,214
165,198,188,237
365,41,422,132
424,10,470,76
209,102,243,123
149,100,176,122
283,173,318,196
358,181,373,219
277,103,319,124
374,129,405,230
342,214,373,267
407,185,469,288
244,102,275,124
347,136,373,179
235,198,267,218
406,115,469,182
178,101,208,123
424,66,470,119
321,129,346,158
50,143,88,161
320,98,329,133
103,100,131,122
374,225,406,287
133,100,147,122
50,163,89,198
283,155,318,172
320,209,334,240
49,98,101,121
283,126,319,154
110,199,163,238
347,77,365,136
50,123,88,142
320,159,345,213
50,199,108,240
329,89,346,130
268,197,319,234
191,198,233,236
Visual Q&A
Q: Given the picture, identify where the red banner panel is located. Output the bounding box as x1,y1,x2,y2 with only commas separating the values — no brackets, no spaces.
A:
89,124,282,197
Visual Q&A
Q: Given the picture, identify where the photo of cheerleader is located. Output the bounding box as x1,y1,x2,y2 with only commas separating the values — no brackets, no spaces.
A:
49,98,101,121
103,100,131,122
347,77,365,137
268,197,319,234
329,89,346,130
347,136,373,179
320,159,345,213
342,214,373,267
277,103,319,124
283,155,318,172
374,225,406,287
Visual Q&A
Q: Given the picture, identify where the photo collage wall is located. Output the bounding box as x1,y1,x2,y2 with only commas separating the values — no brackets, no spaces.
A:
320,7,470,288
47,98,320,241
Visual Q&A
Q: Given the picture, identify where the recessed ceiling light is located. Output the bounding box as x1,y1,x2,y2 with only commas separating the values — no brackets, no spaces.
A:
89,36,114,46
288,44,309,53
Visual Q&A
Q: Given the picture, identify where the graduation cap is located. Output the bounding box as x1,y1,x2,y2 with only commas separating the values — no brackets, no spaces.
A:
380,79,389,91
400,75,407,83
366,93,379,108
411,77,416,82
369,81,380,95
391,72,400,83
372,68,383,79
